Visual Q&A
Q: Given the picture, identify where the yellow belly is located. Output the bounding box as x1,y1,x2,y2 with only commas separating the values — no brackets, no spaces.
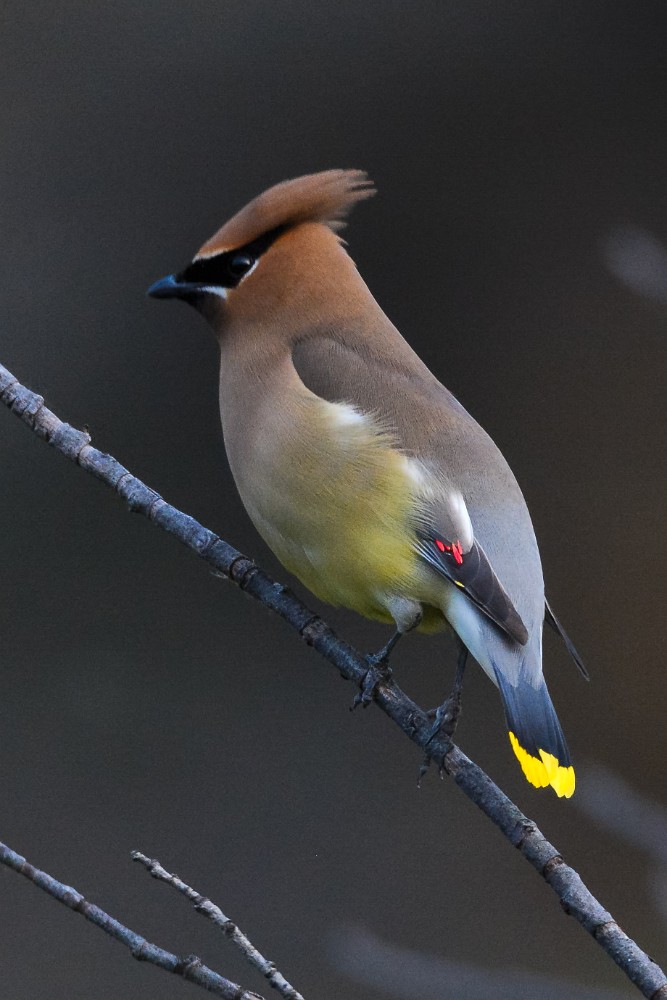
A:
234,395,447,631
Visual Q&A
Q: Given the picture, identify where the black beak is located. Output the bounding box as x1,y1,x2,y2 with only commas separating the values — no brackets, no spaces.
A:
147,274,183,299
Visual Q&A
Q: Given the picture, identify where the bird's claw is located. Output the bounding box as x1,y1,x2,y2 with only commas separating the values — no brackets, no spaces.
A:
417,749,448,786
417,708,454,788
425,694,462,745
424,641,468,750
350,656,392,710
417,696,461,784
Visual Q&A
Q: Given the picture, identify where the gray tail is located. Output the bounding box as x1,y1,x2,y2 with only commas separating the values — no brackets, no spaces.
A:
494,664,574,796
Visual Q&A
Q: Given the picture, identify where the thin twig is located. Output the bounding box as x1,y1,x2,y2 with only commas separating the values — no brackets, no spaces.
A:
132,852,304,1000
1,360,666,1000
0,839,264,999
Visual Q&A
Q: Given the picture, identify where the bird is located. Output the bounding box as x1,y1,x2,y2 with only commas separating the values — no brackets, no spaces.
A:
148,169,585,797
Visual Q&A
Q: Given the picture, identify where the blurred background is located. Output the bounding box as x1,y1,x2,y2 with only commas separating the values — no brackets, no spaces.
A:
1,2,666,997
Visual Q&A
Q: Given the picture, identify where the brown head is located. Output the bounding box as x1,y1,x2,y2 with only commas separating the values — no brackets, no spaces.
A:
148,169,376,334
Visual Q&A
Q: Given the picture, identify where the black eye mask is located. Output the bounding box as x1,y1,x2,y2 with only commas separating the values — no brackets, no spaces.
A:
178,225,286,289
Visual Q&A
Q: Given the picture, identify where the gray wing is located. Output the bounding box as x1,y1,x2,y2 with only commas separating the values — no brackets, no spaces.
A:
293,333,534,645
417,528,528,644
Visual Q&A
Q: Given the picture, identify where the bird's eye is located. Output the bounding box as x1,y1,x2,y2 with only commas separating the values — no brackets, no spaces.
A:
229,254,255,276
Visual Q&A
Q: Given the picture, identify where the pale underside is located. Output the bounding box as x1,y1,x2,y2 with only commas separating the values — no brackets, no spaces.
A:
234,392,467,636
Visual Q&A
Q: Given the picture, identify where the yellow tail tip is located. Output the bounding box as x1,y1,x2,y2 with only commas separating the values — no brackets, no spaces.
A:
508,731,575,798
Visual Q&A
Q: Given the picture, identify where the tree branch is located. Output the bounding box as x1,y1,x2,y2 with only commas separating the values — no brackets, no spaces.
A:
1,360,666,999
132,852,304,1000
0,839,265,999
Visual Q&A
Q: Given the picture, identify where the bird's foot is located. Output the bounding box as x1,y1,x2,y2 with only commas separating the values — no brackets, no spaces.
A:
350,652,393,710
418,642,468,784
424,692,463,745
423,642,467,744
418,753,446,786
417,691,463,783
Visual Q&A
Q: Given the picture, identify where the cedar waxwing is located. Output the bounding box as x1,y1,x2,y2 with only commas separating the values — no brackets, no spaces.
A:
149,170,585,797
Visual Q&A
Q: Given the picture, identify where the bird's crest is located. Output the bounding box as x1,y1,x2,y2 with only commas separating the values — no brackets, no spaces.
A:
195,170,375,260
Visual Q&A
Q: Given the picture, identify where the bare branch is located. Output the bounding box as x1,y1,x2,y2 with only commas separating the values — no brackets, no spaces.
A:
132,852,304,1000
2,360,666,1000
0,839,264,999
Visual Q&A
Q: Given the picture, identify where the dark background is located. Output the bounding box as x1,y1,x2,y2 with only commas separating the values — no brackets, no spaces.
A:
1,2,666,997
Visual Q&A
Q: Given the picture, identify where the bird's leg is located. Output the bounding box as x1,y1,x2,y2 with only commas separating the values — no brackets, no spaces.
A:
418,641,468,783
352,600,422,709
367,628,403,668
426,641,468,744
351,630,400,709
